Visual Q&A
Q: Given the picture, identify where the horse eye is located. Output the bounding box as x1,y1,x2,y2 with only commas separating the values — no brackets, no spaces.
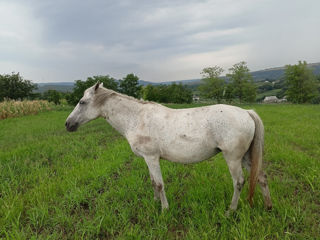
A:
79,100,86,105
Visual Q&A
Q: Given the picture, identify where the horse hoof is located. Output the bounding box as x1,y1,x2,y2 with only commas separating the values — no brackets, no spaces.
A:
225,209,234,217
266,205,272,211
161,205,169,212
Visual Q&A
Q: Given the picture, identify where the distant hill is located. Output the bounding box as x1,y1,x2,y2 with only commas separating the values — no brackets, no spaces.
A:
34,62,320,92
251,62,320,82
139,79,201,86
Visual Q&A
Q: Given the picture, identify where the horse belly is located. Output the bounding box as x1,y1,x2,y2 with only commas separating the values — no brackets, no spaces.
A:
160,140,219,164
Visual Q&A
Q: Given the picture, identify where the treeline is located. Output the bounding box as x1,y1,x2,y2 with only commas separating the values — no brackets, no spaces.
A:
0,73,68,104
0,73,37,101
1,60,319,105
66,74,192,105
65,75,121,106
198,61,256,103
143,84,192,103
0,72,193,105
198,61,320,104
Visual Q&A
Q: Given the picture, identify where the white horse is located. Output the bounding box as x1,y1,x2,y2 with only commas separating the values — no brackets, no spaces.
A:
65,83,272,212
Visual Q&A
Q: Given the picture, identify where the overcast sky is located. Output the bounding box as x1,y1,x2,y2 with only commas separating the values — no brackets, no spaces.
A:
0,0,319,83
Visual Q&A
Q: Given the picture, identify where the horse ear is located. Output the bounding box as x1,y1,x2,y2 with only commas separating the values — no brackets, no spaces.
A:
99,82,104,88
94,82,100,92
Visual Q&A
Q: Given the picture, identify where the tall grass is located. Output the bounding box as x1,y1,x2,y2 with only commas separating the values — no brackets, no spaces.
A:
0,99,53,120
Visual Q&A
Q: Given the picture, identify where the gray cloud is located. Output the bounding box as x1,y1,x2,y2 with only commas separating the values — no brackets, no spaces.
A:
0,0,319,82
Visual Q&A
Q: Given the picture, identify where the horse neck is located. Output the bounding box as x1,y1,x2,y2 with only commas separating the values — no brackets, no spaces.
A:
101,95,143,136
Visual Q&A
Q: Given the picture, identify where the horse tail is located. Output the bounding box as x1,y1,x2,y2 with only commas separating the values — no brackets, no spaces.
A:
247,110,264,207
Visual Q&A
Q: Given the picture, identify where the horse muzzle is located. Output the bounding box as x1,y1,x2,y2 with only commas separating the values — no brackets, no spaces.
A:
65,121,79,132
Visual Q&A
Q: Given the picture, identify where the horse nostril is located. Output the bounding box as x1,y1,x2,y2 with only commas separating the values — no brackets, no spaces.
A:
65,121,68,128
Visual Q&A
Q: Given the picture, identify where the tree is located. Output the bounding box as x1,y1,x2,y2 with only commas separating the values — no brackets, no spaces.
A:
0,72,37,101
66,75,118,105
42,90,61,105
198,66,225,103
258,82,273,93
227,62,256,103
143,83,193,103
168,83,193,104
92,75,119,90
119,73,142,98
143,85,159,102
224,83,234,103
285,61,318,103
243,80,257,102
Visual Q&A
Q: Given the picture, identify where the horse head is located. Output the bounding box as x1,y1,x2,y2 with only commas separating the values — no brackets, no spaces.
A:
65,82,106,132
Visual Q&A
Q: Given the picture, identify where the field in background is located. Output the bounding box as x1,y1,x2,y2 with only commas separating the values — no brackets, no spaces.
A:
0,104,319,239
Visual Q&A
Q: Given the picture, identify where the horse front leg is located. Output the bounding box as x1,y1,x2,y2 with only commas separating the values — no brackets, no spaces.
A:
144,155,169,210
149,173,160,201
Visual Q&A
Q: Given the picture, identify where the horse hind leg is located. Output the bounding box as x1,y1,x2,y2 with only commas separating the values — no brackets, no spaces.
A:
242,152,272,210
257,171,272,210
224,152,245,212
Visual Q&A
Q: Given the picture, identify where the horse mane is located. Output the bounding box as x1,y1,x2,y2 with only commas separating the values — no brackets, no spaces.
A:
94,87,159,107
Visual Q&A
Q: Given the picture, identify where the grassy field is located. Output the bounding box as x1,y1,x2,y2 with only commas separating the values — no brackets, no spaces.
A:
0,104,319,239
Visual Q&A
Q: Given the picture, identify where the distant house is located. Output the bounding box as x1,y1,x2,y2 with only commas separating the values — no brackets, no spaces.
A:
263,96,279,103
193,95,200,102
263,96,287,103
278,97,287,103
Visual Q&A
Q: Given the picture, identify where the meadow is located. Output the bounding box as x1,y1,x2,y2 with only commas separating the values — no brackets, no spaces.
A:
0,103,319,239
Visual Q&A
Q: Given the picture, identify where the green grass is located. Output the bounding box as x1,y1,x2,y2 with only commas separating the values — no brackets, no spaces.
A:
0,104,319,239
